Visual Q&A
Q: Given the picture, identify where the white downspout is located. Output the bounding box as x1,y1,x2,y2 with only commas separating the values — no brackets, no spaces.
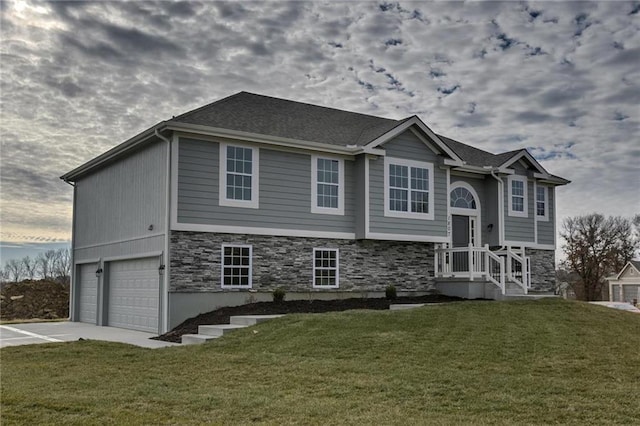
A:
63,179,76,321
155,127,171,334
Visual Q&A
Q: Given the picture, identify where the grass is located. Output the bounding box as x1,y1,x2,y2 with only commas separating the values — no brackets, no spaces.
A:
1,299,639,425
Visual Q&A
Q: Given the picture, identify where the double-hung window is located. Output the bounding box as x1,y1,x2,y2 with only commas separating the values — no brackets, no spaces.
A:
384,157,435,220
220,144,259,208
313,248,339,288
311,156,344,215
536,185,548,221
508,175,528,217
221,245,252,288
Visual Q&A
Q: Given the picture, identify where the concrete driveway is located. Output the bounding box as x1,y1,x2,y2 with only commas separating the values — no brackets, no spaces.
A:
0,321,179,349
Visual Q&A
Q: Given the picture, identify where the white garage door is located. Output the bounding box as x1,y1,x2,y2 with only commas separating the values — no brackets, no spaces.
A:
107,257,160,333
78,263,98,324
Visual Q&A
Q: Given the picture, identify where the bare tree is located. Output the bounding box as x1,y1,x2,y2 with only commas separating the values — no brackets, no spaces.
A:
22,256,38,280
53,248,71,284
5,259,25,283
561,214,638,301
36,250,56,280
0,267,9,284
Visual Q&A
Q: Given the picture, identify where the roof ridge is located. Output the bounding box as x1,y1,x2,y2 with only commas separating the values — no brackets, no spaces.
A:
171,91,245,122
184,91,400,124
246,91,401,122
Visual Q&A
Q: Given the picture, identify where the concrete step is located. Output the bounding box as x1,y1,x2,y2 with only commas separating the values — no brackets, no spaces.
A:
389,304,425,310
230,314,285,326
181,334,220,345
198,324,247,337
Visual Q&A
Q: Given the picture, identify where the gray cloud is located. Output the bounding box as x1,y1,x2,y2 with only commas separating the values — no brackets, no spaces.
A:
0,0,638,256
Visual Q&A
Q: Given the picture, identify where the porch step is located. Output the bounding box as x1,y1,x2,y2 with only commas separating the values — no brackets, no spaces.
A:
198,324,248,337
181,334,220,345
230,314,284,326
389,304,426,310
181,315,285,345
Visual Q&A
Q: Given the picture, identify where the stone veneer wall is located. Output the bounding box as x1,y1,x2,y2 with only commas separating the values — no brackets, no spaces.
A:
527,248,556,292
170,231,435,293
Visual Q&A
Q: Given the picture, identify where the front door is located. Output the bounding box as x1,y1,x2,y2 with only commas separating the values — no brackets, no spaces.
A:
452,215,470,272
452,215,470,248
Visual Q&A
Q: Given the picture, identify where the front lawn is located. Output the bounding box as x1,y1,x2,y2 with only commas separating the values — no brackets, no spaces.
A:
1,299,639,425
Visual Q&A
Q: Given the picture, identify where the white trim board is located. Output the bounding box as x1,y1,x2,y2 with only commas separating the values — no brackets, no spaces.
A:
102,251,163,262
74,233,166,251
365,232,449,243
172,222,356,240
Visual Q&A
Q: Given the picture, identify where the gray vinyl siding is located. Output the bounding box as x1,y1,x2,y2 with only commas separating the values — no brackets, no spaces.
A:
177,138,354,233
74,140,167,262
369,131,447,237
537,185,555,245
450,175,487,245
503,171,535,243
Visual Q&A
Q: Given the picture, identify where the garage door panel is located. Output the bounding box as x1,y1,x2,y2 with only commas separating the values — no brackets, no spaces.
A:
78,263,98,324
107,258,159,333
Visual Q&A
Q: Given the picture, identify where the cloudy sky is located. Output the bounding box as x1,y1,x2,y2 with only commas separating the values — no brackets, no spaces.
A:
1,0,638,265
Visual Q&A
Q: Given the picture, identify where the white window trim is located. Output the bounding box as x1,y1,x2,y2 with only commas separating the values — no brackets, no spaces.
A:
311,155,345,215
312,248,339,289
383,157,435,221
220,244,253,289
219,143,259,209
507,175,528,218
535,185,549,221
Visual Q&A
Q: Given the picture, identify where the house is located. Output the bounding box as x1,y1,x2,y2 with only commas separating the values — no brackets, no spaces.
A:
608,261,640,305
61,92,570,334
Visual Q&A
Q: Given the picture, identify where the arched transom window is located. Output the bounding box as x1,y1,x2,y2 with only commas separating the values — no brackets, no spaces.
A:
450,187,477,209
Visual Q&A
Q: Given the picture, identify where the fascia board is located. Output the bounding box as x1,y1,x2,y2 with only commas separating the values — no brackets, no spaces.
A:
60,123,164,182
363,116,464,164
165,121,356,156
536,176,571,185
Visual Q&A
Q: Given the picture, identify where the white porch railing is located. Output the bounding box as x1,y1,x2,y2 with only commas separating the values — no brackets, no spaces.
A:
434,244,530,295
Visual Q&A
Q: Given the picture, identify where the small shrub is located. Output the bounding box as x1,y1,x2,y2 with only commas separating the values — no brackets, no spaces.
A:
273,288,286,303
385,285,397,300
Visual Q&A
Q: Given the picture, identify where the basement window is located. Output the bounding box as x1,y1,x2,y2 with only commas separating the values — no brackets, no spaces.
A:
313,248,339,288
221,245,252,288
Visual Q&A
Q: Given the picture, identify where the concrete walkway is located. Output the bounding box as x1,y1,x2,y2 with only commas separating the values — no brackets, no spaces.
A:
0,321,178,349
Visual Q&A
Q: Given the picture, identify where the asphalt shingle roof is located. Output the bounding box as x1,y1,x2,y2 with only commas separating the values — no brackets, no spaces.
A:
173,91,401,147
173,92,537,171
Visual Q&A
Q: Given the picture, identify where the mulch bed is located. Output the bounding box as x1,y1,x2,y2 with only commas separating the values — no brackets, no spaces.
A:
155,294,465,343
0,280,70,321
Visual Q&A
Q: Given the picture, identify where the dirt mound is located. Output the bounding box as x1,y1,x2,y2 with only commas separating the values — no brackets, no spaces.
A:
0,280,70,321
156,294,465,343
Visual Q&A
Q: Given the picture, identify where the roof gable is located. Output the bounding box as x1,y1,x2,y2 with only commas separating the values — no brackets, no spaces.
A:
616,260,640,279
363,116,462,163
499,150,549,175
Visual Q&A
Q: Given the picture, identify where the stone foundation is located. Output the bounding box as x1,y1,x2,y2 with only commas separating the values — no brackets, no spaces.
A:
170,231,436,293
527,248,556,292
